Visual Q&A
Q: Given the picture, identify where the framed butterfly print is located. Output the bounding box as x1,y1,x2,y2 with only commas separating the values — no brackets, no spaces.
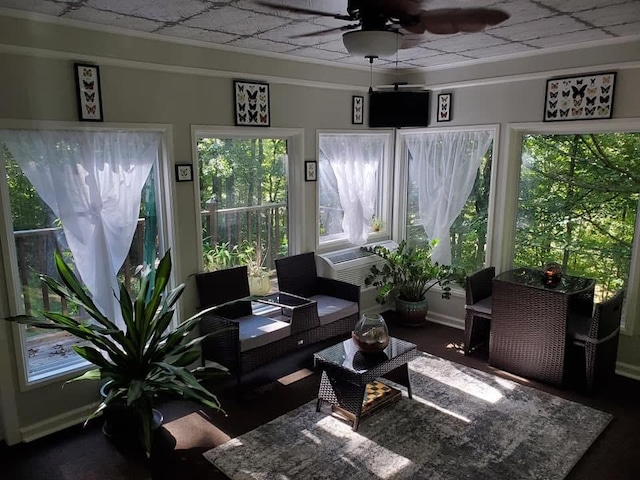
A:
544,72,616,122
437,93,451,122
234,80,270,126
74,63,103,122
352,95,364,124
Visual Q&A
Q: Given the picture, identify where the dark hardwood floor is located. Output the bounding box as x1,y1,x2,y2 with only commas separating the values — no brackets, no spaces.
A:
2,320,639,480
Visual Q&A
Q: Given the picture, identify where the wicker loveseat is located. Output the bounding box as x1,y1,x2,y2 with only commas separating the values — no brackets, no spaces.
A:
196,263,359,384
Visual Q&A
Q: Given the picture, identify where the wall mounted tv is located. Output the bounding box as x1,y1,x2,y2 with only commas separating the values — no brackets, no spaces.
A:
369,90,430,128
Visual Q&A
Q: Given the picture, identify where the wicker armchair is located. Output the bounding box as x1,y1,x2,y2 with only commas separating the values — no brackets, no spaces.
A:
464,266,495,355
567,289,624,392
275,252,361,338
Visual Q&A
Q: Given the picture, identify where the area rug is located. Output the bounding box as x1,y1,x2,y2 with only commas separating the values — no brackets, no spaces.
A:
204,352,612,479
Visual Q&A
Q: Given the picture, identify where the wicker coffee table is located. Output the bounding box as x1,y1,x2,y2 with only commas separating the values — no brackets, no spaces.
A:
314,337,417,431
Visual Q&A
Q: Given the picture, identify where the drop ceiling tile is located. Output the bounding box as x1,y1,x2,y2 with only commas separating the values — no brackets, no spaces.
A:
157,24,238,43
407,53,473,67
535,0,630,14
464,41,537,58
64,6,162,31
491,0,557,26
419,33,507,53
185,6,291,35
527,28,613,48
227,36,297,53
491,15,587,41
286,46,347,60
257,21,342,46
236,0,346,19
336,55,393,67
573,3,640,28
397,47,445,61
86,0,209,23
607,20,640,35
0,0,64,15
317,38,347,53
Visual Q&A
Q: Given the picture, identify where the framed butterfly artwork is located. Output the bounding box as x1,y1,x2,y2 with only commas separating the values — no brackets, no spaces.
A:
544,72,616,122
74,63,103,122
437,93,452,122
234,80,270,126
352,95,364,124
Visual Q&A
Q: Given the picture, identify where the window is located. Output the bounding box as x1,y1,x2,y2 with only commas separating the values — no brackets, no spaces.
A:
514,132,640,329
399,127,496,272
318,131,393,248
0,129,167,383
194,128,303,296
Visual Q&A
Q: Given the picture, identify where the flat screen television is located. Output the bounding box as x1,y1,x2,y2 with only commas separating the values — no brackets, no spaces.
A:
369,91,430,128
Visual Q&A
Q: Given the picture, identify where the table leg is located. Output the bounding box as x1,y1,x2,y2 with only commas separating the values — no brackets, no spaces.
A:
382,363,413,399
316,370,367,431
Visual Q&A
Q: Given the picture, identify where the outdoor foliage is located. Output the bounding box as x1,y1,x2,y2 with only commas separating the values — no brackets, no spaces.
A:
516,133,640,298
198,137,288,272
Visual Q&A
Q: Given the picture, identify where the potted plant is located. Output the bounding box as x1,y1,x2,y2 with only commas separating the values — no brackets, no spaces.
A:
364,239,452,326
11,249,228,458
239,243,271,296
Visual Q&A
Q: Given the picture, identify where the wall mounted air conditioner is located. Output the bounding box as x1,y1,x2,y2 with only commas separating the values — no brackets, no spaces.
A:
315,240,399,290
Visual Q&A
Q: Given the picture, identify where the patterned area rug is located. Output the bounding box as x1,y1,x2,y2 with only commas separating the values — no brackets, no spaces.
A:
204,352,612,480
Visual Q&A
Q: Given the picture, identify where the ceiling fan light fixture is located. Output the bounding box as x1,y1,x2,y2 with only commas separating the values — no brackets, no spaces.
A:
342,30,403,58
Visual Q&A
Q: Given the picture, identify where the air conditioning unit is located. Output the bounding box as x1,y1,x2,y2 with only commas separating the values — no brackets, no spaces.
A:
316,240,398,290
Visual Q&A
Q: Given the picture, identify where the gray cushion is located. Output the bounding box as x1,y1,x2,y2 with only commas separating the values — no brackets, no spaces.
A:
465,296,492,315
309,295,359,326
238,315,291,352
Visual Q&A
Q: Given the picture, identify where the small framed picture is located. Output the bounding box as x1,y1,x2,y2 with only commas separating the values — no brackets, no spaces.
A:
437,93,451,122
352,95,364,124
175,164,193,182
305,161,317,182
74,63,103,122
234,80,270,126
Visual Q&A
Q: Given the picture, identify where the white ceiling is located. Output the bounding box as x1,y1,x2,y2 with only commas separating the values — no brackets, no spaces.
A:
1,0,639,71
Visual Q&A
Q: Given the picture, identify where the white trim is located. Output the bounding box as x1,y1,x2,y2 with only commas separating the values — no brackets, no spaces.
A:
615,361,640,382
191,126,305,269
19,400,100,443
427,311,464,330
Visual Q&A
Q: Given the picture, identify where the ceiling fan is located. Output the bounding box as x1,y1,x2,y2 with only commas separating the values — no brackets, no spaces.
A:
256,0,510,58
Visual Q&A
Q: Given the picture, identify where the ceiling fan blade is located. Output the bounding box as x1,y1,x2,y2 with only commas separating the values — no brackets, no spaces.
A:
405,8,510,35
289,24,359,39
255,1,353,21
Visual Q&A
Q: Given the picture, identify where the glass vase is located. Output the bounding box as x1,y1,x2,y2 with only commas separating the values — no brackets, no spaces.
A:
352,313,390,354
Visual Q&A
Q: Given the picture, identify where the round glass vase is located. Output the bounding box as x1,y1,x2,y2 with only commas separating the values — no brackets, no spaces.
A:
351,313,390,354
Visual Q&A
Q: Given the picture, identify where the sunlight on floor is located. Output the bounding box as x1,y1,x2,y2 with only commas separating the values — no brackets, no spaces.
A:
411,394,471,423
413,355,504,403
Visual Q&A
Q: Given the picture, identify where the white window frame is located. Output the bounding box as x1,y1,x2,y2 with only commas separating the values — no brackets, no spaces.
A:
316,129,394,253
191,126,304,269
500,119,640,336
0,120,178,389
395,124,500,271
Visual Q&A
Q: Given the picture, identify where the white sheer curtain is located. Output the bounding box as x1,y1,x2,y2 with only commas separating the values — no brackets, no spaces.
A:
319,134,386,245
1,130,161,327
406,130,493,265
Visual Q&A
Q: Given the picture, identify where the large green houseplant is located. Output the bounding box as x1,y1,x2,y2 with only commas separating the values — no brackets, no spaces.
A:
364,240,452,326
13,249,227,457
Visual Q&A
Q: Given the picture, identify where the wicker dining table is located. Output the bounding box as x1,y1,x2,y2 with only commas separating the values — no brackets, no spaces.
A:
489,267,595,385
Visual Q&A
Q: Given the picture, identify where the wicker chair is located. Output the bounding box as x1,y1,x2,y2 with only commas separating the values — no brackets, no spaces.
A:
567,289,624,392
275,252,361,337
464,266,495,355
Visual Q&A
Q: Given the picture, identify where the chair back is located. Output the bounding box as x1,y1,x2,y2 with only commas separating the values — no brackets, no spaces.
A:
591,289,625,340
275,252,318,298
465,266,495,305
195,266,250,308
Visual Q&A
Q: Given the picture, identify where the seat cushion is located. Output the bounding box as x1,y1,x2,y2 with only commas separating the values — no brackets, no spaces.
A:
238,315,291,352
309,295,359,326
465,296,492,315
